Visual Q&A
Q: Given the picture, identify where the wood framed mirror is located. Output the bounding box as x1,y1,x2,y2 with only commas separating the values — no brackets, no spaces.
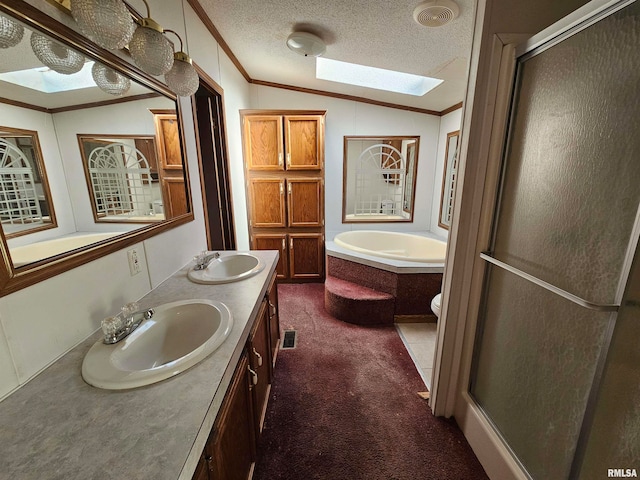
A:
438,130,460,230
342,136,419,223
0,3,193,295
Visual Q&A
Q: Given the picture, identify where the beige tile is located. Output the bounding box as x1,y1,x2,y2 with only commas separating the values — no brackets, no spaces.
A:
411,342,436,369
396,322,437,344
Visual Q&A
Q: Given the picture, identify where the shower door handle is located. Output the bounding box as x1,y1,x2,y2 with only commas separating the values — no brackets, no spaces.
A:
480,252,619,312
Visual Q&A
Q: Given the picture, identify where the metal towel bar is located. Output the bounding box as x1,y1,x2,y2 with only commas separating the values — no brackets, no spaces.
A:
480,252,619,312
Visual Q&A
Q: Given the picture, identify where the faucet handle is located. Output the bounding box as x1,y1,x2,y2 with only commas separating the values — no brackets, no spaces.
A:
101,316,123,343
121,302,139,330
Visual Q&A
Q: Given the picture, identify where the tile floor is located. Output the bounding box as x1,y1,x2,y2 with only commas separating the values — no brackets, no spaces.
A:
396,322,437,391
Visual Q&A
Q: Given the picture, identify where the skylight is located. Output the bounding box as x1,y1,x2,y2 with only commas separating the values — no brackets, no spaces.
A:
0,61,96,93
316,58,443,96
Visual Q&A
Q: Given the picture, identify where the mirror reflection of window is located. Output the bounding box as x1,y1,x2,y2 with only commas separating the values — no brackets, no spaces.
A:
343,136,419,223
438,130,460,229
0,128,56,238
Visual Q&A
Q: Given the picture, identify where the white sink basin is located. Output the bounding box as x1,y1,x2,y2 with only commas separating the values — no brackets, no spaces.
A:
82,299,233,390
188,253,265,284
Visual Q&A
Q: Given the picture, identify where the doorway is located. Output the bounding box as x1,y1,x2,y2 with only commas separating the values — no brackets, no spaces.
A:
192,69,236,250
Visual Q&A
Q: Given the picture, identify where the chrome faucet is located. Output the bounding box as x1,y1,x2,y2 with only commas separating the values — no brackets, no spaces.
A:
101,307,154,345
193,251,221,270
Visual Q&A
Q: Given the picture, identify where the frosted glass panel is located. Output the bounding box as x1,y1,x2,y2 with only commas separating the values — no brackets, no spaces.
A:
579,252,640,479
472,267,612,479
493,2,640,304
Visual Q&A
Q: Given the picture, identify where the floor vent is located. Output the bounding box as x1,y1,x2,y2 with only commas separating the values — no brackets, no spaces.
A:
282,330,297,349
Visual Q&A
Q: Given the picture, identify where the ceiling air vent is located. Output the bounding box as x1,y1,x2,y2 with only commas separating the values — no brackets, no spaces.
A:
413,0,460,27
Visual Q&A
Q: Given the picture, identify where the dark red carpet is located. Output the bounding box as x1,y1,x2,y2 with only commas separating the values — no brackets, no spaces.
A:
253,283,488,480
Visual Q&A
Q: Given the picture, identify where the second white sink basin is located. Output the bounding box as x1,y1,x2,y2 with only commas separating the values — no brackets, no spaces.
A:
82,299,233,390
188,252,265,284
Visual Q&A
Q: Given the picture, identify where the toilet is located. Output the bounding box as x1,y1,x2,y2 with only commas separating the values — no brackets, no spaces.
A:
431,293,442,318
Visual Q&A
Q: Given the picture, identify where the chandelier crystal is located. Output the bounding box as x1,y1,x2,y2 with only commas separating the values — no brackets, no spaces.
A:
92,62,131,96
30,33,85,75
71,0,135,50
0,13,24,49
129,2,173,77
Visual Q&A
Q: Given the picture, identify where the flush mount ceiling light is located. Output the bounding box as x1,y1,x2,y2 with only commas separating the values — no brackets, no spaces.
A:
0,13,24,49
316,57,443,96
164,30,199,97
413,0,460,27
30,32,85,75
91,62,131,96
70,0,135,50
129,0,174,76
286,31,326,57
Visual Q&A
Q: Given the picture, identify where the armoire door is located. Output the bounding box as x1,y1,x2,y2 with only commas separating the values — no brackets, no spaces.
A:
287,178,323,227
283,115,323,170
248,179,286,228
289,233,324,279
252,233,288,279
243,115,284,171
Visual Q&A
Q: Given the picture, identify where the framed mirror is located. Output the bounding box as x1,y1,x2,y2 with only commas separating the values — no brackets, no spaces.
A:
0,126,57,238
438,130,460,229
343,136,419,223
0,3,193,295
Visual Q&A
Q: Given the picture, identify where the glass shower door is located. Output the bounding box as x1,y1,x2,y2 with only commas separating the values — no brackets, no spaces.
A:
469,1,640,478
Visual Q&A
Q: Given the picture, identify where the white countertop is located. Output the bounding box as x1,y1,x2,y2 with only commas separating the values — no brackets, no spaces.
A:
0,250,278,480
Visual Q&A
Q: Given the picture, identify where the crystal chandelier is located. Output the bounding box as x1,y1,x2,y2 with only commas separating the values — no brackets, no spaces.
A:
70,0,135,50
164,30,199,97
30,32,85,75
92,62,131,96
0,13,24,49
129,0,173,76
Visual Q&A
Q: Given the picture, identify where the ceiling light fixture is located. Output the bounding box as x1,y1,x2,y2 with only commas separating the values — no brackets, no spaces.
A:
286,31,326,57
91,62,131,96
30,32,85,75
0,13,24,49
70,0,135,50
128,0,174,76
163,30,199,97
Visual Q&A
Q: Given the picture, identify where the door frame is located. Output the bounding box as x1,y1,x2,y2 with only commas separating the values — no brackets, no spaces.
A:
191,65,236,250
431,0,633,478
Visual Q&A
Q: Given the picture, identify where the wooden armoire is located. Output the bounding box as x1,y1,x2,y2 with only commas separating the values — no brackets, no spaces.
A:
241,110,325,282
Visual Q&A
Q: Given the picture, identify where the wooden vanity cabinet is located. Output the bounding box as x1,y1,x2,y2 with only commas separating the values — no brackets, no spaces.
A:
191,270,280,480
201,353,256,480
266,273,280,367
247,299,272,438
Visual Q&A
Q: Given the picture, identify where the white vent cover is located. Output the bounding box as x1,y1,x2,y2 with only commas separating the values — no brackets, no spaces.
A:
413,0,460,27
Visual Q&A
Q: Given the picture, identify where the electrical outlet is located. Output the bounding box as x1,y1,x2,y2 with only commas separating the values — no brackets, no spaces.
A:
127,248,141,276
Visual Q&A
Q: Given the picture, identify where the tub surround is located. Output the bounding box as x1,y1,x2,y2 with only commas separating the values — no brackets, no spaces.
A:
0,250,278,480
324,234,445,325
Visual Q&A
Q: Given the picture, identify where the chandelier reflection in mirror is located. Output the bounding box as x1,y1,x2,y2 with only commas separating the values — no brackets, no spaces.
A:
62,0,199,96
0,13,24,49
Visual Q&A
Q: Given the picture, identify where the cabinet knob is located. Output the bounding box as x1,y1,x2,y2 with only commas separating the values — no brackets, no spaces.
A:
252,347,263,367
248,366,258,386
205,455,214,472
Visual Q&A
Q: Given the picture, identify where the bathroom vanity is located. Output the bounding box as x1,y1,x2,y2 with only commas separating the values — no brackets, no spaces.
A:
0,251,279,480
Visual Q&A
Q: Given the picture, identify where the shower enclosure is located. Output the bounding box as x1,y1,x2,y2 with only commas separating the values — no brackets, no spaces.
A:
468,0,640,478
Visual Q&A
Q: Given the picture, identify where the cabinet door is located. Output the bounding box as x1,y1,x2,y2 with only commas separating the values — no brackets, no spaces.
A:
244,115,284,171
287,178,323,227
266,272,280,366
284,115,323,170
154,112,183,170
249,179,285,228
289,233,324,279
248,300,272,438
205,353,255,480
252,233,288,279
162,176,188,218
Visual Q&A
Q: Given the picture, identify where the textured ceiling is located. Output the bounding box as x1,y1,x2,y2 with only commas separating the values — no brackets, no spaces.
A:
195,0,476,112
